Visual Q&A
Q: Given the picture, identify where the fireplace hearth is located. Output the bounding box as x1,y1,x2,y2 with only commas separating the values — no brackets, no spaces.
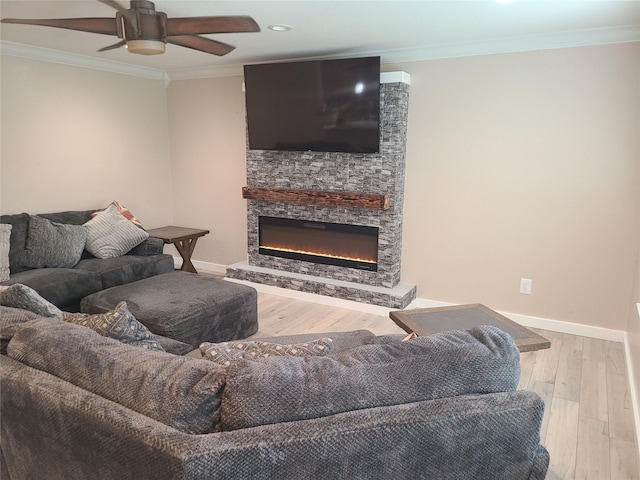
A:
259,216,378,271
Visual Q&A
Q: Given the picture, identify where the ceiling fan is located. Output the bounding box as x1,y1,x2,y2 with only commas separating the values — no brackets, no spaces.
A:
1,0,260,56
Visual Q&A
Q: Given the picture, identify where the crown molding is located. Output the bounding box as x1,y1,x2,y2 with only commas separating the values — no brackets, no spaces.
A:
0,40,169,84
2,25,639,83
374,25,640,64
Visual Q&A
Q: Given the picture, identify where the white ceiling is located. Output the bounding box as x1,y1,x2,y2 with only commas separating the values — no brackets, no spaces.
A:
1,0,639,80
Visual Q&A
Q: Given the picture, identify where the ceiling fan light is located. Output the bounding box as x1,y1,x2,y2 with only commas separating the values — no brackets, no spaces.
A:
126,39,165,55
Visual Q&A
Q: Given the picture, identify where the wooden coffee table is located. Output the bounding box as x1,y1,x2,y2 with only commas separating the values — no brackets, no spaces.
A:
389,303,550,353
147,226,209,274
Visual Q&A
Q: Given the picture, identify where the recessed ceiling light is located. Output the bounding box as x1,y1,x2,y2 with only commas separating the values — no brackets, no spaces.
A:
268,24,293,32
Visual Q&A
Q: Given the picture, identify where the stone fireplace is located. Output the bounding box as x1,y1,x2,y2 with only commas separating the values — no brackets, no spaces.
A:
227,72,416,308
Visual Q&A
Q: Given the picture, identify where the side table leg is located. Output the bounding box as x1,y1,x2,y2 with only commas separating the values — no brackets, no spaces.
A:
174,238,199,273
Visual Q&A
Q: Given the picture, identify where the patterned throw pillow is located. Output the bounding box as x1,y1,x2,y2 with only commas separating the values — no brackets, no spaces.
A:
91,200,145,229
0,283,63,318
0,224,10,281
63,301,164,351
19,216,87,269
84,203,149,259
199,338,333,366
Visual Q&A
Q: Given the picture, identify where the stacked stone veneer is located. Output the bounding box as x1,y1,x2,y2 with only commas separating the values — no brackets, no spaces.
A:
227,78,416,308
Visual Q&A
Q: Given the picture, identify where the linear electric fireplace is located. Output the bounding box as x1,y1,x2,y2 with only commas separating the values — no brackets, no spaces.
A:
259,216,378,271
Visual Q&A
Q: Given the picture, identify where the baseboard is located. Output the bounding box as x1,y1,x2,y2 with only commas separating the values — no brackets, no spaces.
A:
625,329,640,465
409,297,625,342
629,305,640,464
191,257,627,342
172,257,227,275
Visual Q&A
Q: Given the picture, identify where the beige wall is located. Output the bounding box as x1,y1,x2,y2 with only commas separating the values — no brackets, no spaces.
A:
392,43,639,330
2,42,639,333
628,140,640,431
0,55,174,227
166,76,248,266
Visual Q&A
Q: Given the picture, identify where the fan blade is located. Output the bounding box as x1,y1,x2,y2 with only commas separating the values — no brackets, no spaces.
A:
98,39,127,52
166,16,260,36
167,35,235,56
97,0,128,12
1,17,118,36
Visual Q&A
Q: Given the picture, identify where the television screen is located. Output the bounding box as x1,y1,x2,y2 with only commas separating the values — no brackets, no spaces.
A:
244,56,380,153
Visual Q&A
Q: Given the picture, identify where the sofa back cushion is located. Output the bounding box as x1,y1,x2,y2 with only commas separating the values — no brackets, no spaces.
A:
0,211,96,275
8,318,226,434
220,325,521,431
19,216,87,269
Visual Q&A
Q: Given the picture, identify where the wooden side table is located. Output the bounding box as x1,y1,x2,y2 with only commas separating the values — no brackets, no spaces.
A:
389,303,550,353
147,226,210,274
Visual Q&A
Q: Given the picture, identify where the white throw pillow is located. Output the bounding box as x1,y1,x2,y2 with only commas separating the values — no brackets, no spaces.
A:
84,203,149,259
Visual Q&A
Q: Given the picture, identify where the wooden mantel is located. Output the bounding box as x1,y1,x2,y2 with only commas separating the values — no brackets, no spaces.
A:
242,186,390,210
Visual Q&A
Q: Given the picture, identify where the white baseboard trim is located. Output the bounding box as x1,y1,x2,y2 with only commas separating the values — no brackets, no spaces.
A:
191,258,627,342
624,328,640,465
173,257,227,275
409,297,625,342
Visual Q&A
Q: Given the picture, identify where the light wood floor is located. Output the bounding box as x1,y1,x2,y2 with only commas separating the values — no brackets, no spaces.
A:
248,291,640,480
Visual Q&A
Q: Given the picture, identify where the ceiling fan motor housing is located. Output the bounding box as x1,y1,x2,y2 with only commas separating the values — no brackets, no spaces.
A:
121,1,167,54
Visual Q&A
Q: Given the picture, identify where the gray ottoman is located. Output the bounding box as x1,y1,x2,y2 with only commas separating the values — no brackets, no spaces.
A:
80,271,258,348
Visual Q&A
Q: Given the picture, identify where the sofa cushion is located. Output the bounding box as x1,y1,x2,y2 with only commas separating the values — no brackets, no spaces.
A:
199,338,333,366
219,325,521,431
19,216,87,269
8,318,227,434
0,306,43,354
84,204,149,259
0,283,63,318
73,253,175,290
0,224,10,281
38,210,94,226
3,268,103,309
154,334,194,355
63,301,164,351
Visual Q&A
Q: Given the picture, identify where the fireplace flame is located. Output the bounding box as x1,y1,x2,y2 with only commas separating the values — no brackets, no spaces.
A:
262,245,376,264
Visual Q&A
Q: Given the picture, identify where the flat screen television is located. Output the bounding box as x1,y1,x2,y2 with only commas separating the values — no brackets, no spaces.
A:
243,56,380,154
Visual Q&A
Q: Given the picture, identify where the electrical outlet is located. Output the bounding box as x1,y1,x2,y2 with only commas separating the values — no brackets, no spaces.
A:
520,278,533,295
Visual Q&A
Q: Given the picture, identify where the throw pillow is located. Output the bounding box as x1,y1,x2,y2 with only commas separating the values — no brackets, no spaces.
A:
63,301,164,351
19,216,87,269
84,203,149,259
199,338,333,366
0,283,63,318
0,224,11,281
91,200,145,230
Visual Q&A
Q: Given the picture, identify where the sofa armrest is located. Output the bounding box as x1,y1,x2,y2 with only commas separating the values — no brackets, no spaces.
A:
127,237,164,256
1,354,549,480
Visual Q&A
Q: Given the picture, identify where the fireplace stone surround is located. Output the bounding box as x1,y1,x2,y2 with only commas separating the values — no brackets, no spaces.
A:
227,72,416,309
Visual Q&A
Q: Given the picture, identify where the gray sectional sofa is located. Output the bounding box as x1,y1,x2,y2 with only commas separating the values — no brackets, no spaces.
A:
0,313,550,480
0,210,175,310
